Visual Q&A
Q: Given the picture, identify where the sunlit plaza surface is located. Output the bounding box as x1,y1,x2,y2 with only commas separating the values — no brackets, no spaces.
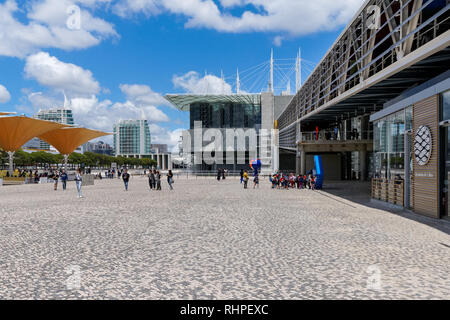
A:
1,177,449,299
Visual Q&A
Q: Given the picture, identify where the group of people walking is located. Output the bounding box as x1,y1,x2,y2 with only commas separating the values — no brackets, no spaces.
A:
120,169,175,191
146,169,174,191
216,168,227,181
271,172,317,190
44,167,174,198
48,168,84,197
240,169,259,189
50,170,68,191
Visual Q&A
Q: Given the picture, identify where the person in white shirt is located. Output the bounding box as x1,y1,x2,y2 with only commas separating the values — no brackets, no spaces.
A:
75,168,83,198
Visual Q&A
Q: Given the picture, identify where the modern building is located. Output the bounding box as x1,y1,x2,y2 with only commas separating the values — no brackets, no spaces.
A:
113,119,152,158
165,93,292,173
83,140,114,156
151,144,168,154
370,71,450,219
276,0,450,218
113,119,172,170
22,137,42,150
34,108,75,150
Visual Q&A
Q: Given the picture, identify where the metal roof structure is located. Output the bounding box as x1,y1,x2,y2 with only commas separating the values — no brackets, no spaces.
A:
165,94,261,111
38,127,111,155
277,0,450,149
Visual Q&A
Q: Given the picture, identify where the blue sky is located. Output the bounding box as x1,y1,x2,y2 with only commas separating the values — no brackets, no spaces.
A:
0,0,364,149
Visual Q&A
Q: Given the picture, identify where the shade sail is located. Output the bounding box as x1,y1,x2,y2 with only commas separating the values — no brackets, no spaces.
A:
0,112,15,116
38,127,111,155
0,116,68,152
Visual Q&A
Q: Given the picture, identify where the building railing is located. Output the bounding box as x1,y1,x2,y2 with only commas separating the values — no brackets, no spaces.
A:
277,1,450,132
299,130,373,142
371,178,404,207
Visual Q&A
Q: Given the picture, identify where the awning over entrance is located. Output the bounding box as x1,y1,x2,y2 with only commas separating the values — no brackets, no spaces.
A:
38,127,111,155
0,116,68,152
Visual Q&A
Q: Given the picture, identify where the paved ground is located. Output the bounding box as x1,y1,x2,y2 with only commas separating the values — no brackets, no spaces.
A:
0,176,449,299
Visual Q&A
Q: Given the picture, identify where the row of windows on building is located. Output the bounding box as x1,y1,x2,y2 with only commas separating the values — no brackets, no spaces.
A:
190,103,262,129
373,106,413,179
113,120,152,156
373,90,450,180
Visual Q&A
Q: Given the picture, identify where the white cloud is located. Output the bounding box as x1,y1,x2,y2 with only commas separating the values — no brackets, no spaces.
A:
0,0,364,59
0,0,117,58
111,100,169,123
27,91,62,109
114,0,364,36
149,124,184,152
22,90,170,134
67,95,169,132
119,84,168,106
172,71,232,94
273,35,283,47
0,84,11,103
113,0,161,17
25,52,100,95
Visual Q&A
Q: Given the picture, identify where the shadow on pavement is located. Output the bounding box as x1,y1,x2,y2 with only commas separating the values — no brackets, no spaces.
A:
321,180,450,236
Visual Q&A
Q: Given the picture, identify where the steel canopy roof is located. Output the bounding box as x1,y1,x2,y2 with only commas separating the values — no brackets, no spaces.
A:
0,116,68,152
165,94,261,111
300,47,450,124
38,127,111,155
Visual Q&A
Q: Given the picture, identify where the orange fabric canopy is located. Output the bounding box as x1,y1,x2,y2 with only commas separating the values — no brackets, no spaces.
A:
38,127,111,155
0,116,68,152
0,112,14,116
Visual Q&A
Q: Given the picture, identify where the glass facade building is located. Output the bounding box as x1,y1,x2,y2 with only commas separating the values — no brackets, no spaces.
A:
188,101,262,171
165,94,280,173
190,102,261,130
370,71,450,219
35,109,75,125
113,120,151,157
373,107,413,180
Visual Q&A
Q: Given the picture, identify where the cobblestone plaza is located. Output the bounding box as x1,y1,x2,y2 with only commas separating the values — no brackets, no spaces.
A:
0,177,449,299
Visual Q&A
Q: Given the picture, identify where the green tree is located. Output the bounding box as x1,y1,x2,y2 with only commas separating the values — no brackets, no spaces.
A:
30,151,55,166
14,150,32,166
68,153,86,165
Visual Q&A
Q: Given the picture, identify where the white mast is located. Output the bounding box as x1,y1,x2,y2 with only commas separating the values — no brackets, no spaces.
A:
236,68,240,94
296,48,302,92
221,69,224,94
63,91,70,109
286,80,291,95
270,49,274,93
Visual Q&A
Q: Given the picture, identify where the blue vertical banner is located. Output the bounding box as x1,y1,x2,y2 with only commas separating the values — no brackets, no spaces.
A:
314,155,324,189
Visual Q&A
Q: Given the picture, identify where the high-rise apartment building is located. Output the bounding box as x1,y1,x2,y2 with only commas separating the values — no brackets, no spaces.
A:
113,119,152,158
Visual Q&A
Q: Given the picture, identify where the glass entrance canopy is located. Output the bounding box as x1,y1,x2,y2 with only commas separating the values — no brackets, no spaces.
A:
165,94,261,111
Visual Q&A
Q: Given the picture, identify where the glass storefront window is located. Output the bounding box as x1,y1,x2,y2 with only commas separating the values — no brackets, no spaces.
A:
440,90,450,218
442,90,450,121
373,107,412,180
